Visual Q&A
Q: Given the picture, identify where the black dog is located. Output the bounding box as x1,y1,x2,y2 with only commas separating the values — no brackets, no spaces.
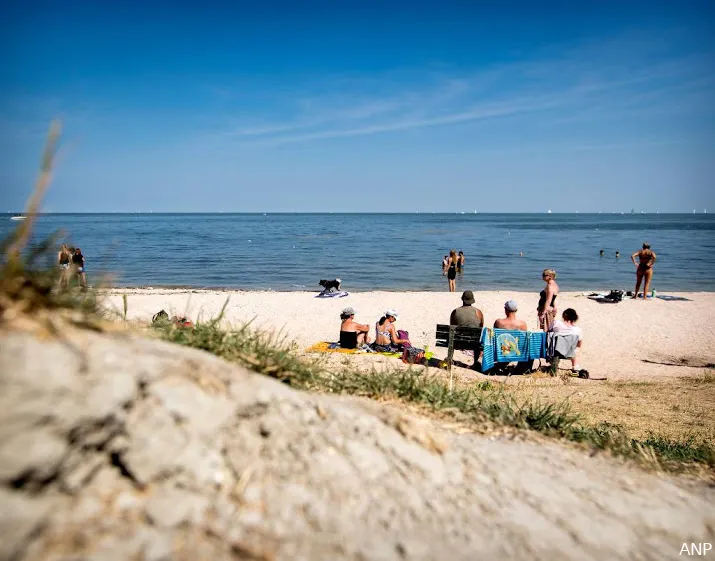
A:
318,278,342,292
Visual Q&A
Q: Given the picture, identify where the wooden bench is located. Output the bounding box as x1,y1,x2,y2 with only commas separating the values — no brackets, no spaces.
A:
435,324,482,371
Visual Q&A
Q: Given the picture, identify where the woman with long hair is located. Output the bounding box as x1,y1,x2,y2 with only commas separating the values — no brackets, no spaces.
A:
56,243,72,288
537,268,559,330
373,309,409,352
446,249,458,292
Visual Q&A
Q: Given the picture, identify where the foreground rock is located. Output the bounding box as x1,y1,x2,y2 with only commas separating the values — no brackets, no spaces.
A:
0,327,713,561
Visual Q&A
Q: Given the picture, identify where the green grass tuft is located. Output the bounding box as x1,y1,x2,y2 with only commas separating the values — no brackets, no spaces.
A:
153,317,715,475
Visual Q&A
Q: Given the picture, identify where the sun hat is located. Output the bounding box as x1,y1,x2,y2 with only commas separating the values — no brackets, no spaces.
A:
461,290,475,305
504,300,518,312
341,307,355,316
385,309,399,319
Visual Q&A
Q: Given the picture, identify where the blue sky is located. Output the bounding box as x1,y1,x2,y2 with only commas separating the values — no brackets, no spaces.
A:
1,0,714,212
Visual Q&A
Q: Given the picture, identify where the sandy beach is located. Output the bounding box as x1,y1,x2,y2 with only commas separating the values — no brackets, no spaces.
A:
104,289,715,382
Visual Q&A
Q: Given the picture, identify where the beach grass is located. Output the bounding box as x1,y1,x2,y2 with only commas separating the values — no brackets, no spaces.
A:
152,316,715,477
503,374,715,443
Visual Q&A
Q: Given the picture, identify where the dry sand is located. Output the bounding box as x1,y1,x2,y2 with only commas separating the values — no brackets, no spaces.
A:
105,289,715,382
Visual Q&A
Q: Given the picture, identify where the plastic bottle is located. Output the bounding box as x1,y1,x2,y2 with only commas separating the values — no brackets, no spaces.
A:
651,289,656,299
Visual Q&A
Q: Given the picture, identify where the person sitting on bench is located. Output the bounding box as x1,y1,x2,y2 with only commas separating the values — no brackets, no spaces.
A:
339,307,371,349
494,300,527,330
492,300,531,375
450,290,484,328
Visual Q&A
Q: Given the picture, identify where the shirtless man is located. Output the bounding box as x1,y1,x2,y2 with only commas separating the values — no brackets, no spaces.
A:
494,300,527,331
631,242,657,299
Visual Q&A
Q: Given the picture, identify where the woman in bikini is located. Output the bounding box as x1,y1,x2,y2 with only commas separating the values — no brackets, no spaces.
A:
537,268,559,330
631,242,657,299
373,309,409,352
446,250,458,292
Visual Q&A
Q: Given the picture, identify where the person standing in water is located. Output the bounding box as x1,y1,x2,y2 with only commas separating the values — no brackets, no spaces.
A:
72,247,87,289
457,251,465,273
57,243,72,288
446,250,458,292
631,242,657,299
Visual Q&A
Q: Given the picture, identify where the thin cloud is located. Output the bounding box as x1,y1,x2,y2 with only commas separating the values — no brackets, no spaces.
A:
219,33,713,147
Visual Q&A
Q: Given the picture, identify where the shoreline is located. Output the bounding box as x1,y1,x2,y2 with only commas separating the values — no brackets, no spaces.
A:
105,288,715,382
103,286,715,294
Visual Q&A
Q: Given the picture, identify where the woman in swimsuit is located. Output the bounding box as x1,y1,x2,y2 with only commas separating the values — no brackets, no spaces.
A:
631,242,657,299
339,307,371,349
373,309,408,352
457,251,465,273
446,250,458,292
56,243,72,288
537,268,559,330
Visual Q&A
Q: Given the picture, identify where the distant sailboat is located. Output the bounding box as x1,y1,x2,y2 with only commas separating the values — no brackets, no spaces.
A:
693,209,696,214
705,209,708,214
547,209,552,214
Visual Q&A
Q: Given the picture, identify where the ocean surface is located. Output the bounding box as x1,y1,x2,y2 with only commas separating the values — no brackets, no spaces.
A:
3,213,714,292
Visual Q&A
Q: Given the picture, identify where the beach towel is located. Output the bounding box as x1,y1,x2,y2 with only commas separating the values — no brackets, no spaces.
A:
494,329,528,363
305,342,433,362
315,290,349,298
656,295,692,301
480,328,547,373
480,328,495,372
528,331,546,360
546,332,580,360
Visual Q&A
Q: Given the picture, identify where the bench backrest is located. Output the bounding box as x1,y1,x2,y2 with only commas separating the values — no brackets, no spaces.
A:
435,324,482,349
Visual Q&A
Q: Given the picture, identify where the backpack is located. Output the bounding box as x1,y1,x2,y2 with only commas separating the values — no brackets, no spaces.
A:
606,290,624,302
152,310,169,324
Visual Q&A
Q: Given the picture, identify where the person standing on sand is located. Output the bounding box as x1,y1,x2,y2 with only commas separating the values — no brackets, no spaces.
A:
446,250,458,292
631,242,657,299
537,269,559,330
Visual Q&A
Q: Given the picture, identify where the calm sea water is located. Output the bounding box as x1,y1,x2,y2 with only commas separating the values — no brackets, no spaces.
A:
3,213,714,291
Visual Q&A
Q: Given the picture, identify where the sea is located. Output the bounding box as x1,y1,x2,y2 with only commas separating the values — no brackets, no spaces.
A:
3,213,714,292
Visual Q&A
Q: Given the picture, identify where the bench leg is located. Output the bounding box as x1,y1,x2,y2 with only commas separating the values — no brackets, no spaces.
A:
447,327,455,390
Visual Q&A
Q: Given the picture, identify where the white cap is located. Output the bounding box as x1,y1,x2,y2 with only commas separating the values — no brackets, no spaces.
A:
385,309,399,319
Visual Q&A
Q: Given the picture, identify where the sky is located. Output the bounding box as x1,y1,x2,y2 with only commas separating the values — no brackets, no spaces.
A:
0,0,714,213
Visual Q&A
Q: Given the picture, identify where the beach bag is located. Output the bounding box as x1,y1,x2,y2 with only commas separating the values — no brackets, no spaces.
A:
152,310,169,324
397,329,411,348
605,290,624,302
401,346,425,365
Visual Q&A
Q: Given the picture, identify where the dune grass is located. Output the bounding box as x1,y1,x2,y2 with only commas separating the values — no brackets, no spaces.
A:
154,316,715,476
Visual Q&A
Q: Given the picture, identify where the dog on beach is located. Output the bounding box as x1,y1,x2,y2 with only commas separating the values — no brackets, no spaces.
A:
318,278,342,292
